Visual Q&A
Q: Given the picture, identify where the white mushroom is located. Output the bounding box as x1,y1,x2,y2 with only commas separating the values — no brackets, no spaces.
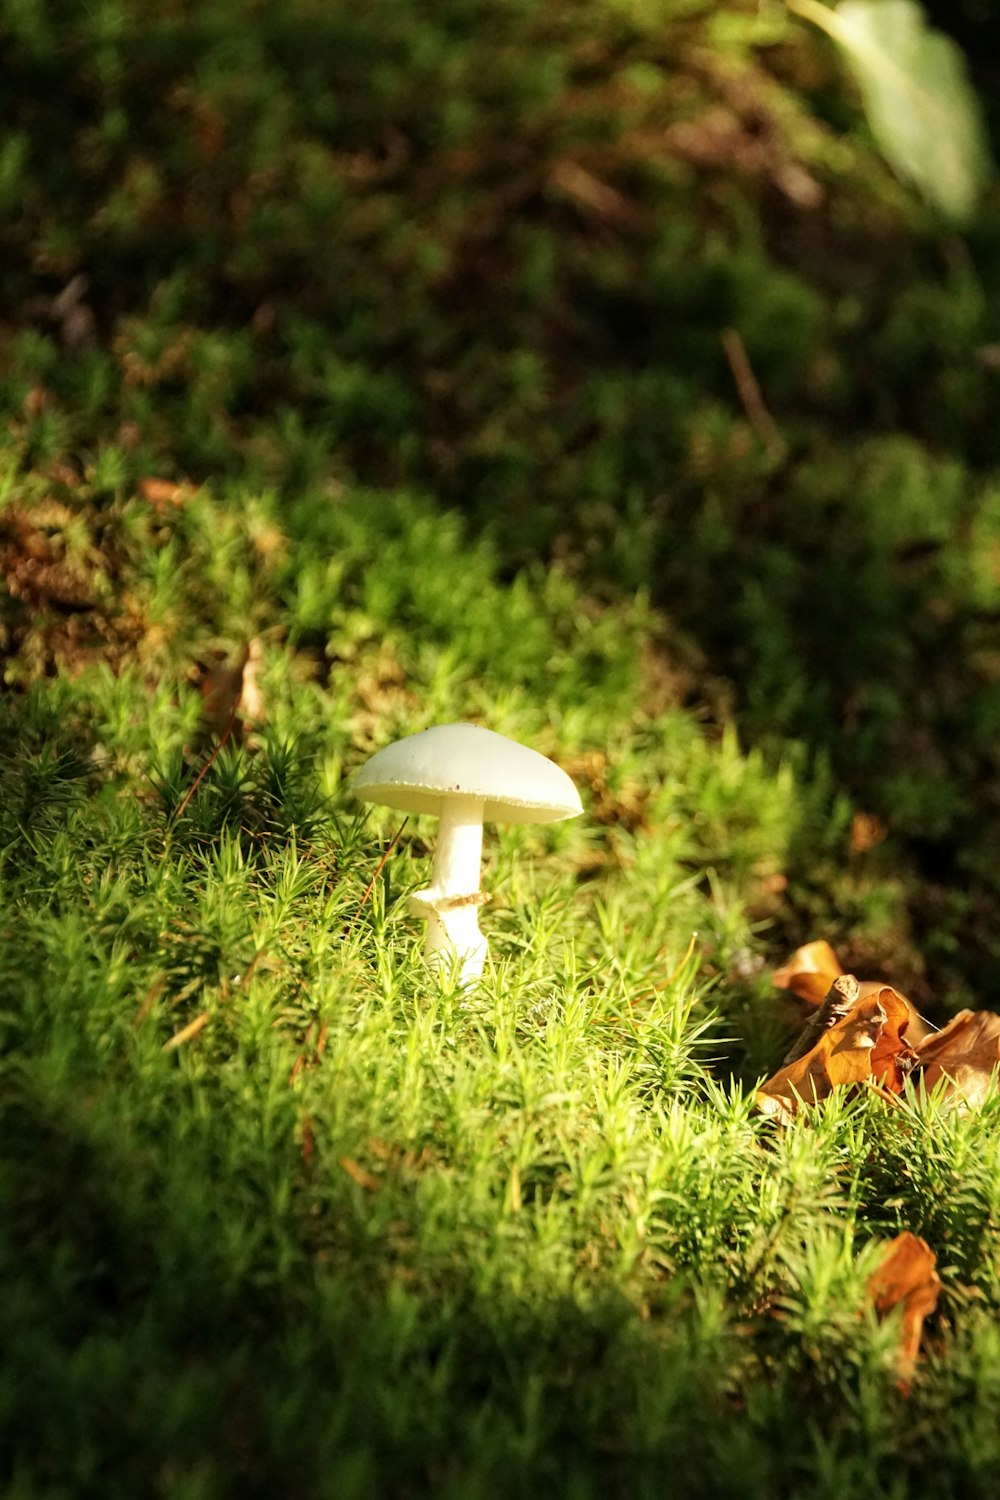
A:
351,723,582,984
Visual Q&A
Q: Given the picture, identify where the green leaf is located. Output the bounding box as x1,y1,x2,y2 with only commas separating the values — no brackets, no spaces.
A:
790,0,992,222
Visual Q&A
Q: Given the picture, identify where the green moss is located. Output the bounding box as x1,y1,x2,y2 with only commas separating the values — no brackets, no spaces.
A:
3,0,1000,1490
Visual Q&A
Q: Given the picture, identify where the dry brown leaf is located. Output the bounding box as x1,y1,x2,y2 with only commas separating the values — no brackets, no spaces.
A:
867,1232,941,1394
772,940,844,1006
781,973,861,1066
773,941,930,1043
758,985,917,1123
916,1010,1000,1110
866,988,920,1093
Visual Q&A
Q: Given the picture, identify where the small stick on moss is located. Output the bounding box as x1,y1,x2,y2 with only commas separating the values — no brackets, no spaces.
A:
781,973,861,1067
721,327,786,461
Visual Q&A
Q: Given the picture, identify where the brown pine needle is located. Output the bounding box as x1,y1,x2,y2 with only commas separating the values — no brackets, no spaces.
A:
174,690,241,822
664,930,700,989
349,817,408,928
288,1018,330,1087
339,1156,380,1192
163,1011,210,1051
134,976,166,1027
288,1043,309,1087
721,327,786,460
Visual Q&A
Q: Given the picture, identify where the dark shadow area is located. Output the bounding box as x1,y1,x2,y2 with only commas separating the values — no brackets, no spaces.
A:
0,1082,715,1499
1,1079,992,1500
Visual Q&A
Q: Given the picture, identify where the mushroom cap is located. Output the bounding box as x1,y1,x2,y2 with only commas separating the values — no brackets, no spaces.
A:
351,723,583,824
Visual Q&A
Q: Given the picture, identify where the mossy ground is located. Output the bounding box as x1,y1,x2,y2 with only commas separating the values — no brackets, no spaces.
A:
3,476,1000,1498
3,1,1000,1494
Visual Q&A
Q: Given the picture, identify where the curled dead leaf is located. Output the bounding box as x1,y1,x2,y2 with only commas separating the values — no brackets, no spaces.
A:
773,940,930,1043
757,983,917,1124
780,973,860,1066
867,1232,941,1394
916,1009,1000,1111
772,940,843,1006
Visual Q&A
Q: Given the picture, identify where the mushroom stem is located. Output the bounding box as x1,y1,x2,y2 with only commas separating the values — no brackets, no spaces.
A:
410,794,488,982
432,795,485,895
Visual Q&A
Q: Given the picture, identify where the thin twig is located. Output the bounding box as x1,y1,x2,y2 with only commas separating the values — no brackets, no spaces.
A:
174,689,242,822
721,327,787,460
348,817,408,929
781,973,860,1067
